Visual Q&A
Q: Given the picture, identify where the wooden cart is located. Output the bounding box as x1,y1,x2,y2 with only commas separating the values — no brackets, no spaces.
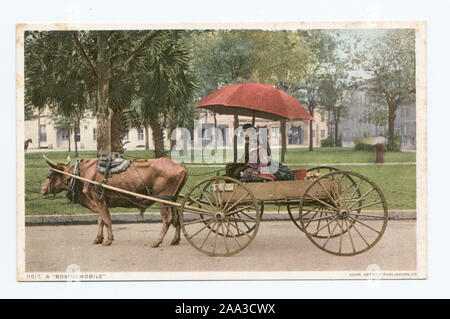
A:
179,166,388,257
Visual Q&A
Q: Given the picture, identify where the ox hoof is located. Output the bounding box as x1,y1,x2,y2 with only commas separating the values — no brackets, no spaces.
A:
102,239,113,246
92,237,104,244
150,241,161,248
170,239,180,246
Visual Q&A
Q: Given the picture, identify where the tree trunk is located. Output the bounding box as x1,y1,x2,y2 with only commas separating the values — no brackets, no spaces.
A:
334,122,339,147
308,103,314,151
214,113,218,152
96,93,112,157
333,107,340,147
145,126,150,150
309,120,314,151
280,119,286,162
67,127,71,153
37,110,41,149
74,122,78,158
111,111,126,154
149,118,165,158
233,115,239,163
96,32,112,157
387,110,396,151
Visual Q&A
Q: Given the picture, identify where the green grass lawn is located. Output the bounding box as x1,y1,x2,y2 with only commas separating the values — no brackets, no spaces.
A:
283,147,415,163
24,148,416,215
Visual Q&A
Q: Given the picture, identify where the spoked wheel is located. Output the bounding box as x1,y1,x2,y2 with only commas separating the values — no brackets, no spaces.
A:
288,171,362,237
307,166,339,174
180,176,261,256
299,171,388,256
197,186,264,238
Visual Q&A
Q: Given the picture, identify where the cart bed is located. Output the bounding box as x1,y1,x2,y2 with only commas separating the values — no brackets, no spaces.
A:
216,179,337,202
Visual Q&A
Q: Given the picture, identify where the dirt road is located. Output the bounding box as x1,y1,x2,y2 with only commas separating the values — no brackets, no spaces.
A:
25,220,416,273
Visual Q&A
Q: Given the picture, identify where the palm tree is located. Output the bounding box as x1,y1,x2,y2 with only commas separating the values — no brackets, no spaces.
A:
133,34,198,158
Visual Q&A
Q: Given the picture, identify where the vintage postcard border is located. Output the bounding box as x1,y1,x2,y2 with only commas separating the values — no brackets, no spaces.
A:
16,21,427,281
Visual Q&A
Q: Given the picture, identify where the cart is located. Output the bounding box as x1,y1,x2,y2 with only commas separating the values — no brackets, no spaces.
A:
178,166,388,257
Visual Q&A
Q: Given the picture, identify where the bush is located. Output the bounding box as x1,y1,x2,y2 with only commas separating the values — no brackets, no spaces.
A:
386,136,402,152
321,136,333,147
354,139,376,151
320,135,342,147
336,135,342,147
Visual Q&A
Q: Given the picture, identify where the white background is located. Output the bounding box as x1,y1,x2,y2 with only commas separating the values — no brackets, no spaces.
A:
1,0,449,298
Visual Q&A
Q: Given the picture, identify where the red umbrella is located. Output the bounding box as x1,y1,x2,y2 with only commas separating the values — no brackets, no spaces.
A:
195,82,313,121
195,83,313,163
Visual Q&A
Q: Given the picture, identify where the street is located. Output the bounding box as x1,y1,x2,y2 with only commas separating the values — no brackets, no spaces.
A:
25,220,416,273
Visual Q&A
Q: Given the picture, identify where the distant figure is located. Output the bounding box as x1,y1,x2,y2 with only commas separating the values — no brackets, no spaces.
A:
24,139,32,153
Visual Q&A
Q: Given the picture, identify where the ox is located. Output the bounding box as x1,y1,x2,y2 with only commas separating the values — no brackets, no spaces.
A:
41,155,188,247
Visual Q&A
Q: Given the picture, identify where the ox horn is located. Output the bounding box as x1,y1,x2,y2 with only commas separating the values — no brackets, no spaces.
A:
65,154,71,165
43,155,57,168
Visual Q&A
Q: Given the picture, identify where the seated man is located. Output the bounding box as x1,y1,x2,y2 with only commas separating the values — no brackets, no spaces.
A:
240,124,273,179
241,124,294,181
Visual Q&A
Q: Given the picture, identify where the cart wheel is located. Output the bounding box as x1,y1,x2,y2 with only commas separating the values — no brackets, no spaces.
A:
307,166,339,174
196,185,264,238
288,171,362,238
299,171,388,256
180,176,260,256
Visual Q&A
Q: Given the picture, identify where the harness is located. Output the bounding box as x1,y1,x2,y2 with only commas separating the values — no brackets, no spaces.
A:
46,170,58,198
66,159,82,204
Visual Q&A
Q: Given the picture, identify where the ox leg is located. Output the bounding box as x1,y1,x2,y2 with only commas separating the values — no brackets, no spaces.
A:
90,196,114,246
100,209,114,246
81,183,107,245
170,207,181,246
151,205,171,248
93,216,104,244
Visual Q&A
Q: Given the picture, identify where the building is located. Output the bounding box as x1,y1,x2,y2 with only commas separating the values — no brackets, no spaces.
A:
24,107,328,152
339,90,416,150
24,109,166,151
195,111,328,149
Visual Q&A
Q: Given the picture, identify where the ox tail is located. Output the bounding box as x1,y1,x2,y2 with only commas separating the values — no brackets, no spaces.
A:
171,168,189,228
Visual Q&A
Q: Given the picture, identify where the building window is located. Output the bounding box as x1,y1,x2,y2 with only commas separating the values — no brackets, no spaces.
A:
62,129,70,140
93,128,97,141
74,127,80,142
288,126,303,145
271,127,279,141
137,127,144,141
312,130,315,138
321,129,325,138
217,125,228,146
123,130,129,141
39,124,47,142
201,124,213,146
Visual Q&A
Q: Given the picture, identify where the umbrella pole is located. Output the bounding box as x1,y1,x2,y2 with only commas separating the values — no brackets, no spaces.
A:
281,119,287,162
233,115,239,163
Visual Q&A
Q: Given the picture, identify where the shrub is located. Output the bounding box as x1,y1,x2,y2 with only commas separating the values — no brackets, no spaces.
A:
320,136,333,147
354,139,376,151
320,135,342,147
336,135,342,147
386,136,402,152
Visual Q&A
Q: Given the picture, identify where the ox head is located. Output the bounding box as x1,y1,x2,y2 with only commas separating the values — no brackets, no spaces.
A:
41,155,72,196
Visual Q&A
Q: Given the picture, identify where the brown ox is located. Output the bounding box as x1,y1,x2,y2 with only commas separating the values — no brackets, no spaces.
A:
41,155,188,247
